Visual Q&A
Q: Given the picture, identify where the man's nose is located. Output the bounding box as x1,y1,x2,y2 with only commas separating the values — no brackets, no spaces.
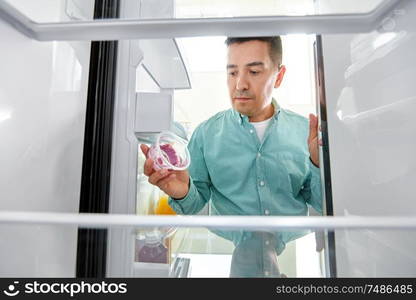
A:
236,74,249,91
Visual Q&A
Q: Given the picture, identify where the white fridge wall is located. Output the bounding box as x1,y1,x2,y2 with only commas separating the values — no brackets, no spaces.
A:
322,0,416,276
0,11,91,276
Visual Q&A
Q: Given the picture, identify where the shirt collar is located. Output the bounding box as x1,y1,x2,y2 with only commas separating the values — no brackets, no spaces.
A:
232,98,281,125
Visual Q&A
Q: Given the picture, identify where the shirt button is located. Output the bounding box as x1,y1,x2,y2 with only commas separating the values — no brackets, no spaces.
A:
257,152,261,158
259,180,265,186
265,240,270,246
264,271,270,276
249,129,254,133
264,209,270,215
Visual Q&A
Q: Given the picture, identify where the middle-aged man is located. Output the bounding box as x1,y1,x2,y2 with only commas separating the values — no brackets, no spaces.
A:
141,36,322,277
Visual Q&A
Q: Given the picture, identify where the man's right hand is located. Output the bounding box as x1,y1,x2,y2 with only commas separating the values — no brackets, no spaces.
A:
140,144,190,200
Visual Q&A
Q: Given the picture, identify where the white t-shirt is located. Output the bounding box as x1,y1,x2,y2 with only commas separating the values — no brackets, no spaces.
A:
250,116,273,142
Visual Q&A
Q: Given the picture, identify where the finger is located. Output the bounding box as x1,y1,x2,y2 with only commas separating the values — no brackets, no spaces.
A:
144,157,155,176
149,169,171,185
156,174,176,191
308,114,316,132
140,144,150,157
318,139,323,146
309,114,318,129
308,114,318,142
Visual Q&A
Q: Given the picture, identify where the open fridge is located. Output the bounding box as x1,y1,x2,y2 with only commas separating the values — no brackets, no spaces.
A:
0,0,415,278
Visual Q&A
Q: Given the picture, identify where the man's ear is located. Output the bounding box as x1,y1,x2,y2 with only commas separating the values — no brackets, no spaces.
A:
274,65,286,88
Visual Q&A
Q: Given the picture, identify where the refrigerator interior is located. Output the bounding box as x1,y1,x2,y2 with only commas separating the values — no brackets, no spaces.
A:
0,0,415,277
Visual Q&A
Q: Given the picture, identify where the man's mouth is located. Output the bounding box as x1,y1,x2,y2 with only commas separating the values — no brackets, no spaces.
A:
234,97,251,101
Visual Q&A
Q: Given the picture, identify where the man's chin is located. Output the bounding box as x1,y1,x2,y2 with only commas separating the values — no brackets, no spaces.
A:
233,104,252,117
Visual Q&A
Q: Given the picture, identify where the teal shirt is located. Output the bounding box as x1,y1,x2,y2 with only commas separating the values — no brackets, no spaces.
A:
168,100,323,255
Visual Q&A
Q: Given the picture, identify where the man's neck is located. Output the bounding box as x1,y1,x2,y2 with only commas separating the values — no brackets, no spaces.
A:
249,103,275,122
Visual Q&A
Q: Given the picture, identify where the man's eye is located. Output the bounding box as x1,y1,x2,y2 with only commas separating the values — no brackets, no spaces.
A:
250,70,260,75
228,72,237,76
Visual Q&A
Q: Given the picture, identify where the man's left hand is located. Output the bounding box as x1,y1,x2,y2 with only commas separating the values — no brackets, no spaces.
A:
308,114,321,168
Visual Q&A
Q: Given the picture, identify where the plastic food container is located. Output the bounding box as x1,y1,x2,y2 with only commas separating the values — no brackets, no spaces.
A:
148,130,190,171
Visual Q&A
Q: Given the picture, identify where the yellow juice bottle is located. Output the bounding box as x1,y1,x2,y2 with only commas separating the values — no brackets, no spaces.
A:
154,193,176,215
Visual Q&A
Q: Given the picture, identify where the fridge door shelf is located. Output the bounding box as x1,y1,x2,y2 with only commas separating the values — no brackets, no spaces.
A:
0,0,404,41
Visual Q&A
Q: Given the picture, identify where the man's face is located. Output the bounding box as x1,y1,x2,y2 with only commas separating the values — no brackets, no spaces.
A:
227,40,285,120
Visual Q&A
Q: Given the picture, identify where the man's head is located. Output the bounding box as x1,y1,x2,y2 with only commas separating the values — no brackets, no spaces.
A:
225,36,286,122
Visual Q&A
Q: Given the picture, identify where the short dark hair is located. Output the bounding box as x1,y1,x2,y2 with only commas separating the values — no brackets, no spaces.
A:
225,36,282,67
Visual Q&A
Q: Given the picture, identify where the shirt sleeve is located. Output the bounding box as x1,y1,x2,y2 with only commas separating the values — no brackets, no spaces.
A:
168,125,212,215
300,159,323,215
